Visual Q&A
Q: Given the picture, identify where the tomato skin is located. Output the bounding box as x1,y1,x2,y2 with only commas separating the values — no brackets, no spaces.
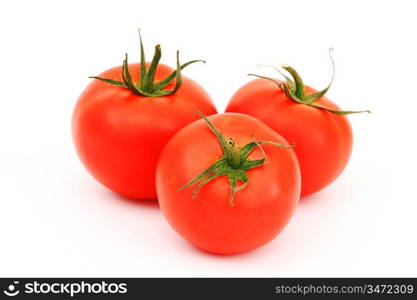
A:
72,63,217,199
156,113,300,254
226,78,353,197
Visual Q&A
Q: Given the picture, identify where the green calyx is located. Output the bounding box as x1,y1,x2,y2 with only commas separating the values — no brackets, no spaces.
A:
178,111,294,207
249,48,370,115
89,31,205,97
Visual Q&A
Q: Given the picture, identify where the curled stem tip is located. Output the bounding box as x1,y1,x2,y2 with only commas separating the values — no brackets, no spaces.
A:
250,49,370,115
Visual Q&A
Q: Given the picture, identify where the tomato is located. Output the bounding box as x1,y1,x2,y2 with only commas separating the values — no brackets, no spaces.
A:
156,112,300,254
72,36,217,199
226,52,369,196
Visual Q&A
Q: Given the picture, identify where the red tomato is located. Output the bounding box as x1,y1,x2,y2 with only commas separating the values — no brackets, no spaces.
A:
156,113,300,254
226,56,369,196
72,39,217,199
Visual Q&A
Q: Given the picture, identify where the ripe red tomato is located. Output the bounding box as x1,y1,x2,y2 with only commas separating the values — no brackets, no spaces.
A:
226,54,369,196
72,38,217,199
156,113,300,254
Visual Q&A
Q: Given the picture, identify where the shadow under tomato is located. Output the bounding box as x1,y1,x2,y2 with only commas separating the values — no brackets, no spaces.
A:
103,189,160,209
180,238,275,259
299,192,322,204
298,187,331,205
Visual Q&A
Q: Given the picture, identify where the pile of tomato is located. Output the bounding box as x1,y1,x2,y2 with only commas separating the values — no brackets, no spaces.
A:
72,35,369,255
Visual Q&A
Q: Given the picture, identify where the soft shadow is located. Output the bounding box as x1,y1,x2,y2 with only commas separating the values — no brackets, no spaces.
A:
298,187,332,206
182,240,271,260
103,189,160,209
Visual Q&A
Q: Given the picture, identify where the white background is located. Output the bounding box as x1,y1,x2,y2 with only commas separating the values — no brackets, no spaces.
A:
1,0,416,277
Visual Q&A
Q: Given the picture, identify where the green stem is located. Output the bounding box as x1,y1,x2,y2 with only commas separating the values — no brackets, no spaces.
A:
281,64,305,99
142,45,162,91
138,29,147,86
89,32,205,97
249,49,370,115
178,111,294,206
